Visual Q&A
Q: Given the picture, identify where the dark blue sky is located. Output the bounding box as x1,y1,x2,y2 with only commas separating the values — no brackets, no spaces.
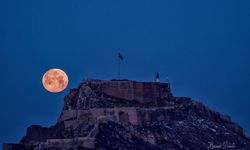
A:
1,0,250,147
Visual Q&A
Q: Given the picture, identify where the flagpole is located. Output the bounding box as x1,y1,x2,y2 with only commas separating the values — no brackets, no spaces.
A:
117,52,123,79
118,56,120,79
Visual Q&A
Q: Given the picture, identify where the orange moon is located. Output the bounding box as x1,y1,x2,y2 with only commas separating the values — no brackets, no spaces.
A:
42,68,68,93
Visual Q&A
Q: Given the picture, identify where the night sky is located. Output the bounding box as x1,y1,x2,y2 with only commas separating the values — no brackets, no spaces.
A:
1,0,250,147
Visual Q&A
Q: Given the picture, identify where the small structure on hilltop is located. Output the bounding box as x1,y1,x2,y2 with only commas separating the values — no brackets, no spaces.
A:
155,73,160,83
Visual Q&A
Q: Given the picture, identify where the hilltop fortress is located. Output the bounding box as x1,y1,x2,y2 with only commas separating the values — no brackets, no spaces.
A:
59,79,174,127
3,79,250,150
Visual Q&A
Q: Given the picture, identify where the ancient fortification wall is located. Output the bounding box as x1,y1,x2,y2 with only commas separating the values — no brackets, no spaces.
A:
59,107,139,127
59,106,175,128
86,79,171,103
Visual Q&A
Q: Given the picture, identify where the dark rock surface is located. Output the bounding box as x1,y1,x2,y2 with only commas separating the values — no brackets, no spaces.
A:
3,79,250,150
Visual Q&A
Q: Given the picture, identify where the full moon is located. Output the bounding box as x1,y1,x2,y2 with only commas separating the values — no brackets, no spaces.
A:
42,68,69,93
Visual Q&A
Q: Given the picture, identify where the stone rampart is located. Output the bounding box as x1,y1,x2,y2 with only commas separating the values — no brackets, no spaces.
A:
86,79,171,103
59,106,175,127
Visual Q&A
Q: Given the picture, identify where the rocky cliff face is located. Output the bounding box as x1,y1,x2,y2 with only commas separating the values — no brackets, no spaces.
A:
3,79,250,150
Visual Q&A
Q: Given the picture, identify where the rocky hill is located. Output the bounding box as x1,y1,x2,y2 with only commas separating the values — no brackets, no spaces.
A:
3,79,250,150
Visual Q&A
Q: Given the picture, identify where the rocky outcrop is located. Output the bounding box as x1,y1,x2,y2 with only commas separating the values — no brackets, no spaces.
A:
3,79,250,149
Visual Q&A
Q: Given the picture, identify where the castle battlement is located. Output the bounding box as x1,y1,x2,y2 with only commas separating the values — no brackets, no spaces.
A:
84,79,172,103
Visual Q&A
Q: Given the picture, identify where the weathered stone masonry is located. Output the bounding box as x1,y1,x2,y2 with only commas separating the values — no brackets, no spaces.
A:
86,79,172,103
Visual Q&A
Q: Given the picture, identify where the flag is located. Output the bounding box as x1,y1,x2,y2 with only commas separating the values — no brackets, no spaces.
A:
118,52,123,60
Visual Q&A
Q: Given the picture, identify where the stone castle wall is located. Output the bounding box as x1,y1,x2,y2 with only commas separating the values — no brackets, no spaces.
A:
59,107,139,127
40,137,95,149
86,79,171,103
59,106,175,128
